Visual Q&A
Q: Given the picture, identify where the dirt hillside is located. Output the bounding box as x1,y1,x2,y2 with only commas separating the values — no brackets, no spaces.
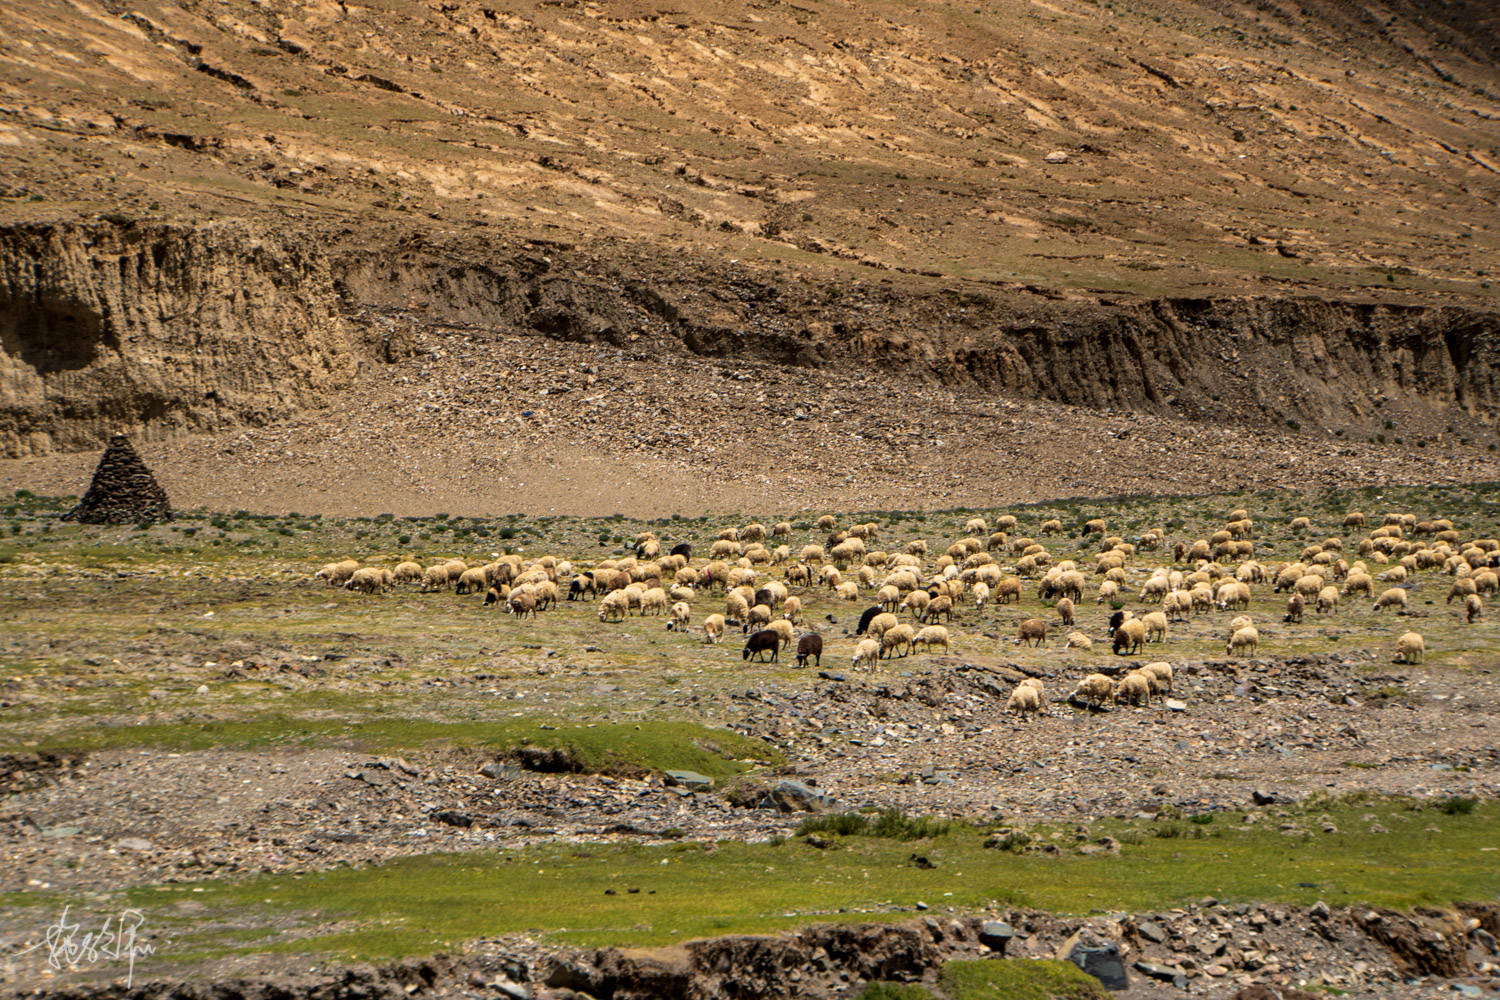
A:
1,0,1498,507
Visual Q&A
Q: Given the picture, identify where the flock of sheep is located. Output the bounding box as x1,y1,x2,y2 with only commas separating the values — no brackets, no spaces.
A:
311,507,1494,717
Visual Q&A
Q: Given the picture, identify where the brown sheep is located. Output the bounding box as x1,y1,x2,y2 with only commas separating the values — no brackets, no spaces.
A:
1017,618,1048,647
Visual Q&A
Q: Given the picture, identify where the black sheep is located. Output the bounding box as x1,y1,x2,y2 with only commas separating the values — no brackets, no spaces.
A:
795,633,823,668
743,629,781,663
854,605,882,635
1107,609,1127,636
670,542,692,559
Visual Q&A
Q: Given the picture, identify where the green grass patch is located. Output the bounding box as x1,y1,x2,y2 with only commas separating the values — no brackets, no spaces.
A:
798,809,952,841
854,982,937,1000
940,959,1109,1000
101,798,1500,963
13,718,779,782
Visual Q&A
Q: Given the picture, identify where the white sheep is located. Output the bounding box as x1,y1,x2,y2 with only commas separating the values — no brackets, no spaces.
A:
1227,625,1259,657
911,625,951,654
1114,671,1151,706
1394,631,1425,663
1373,588,1407,612
598,590,630,622
1006,685,1042,717
852,638,880,670
1070,673,1113,707
703,613,726,644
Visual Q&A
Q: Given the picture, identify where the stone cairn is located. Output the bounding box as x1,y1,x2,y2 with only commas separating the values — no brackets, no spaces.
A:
61,433,172,524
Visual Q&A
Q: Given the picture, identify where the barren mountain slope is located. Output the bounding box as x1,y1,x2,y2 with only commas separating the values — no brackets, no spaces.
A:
2,0,1496,298
1,0,1499,499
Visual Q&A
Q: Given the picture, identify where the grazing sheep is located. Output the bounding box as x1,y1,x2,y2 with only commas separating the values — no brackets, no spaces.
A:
768,619,796,652
965,517,988,535
1107,609,1131,635
782,595,803,624
1394,631,1425,664
1114,671,1151,706
1065,630,1093,651
703,613,726,644
1006,685,1042,717
795,633,823,668
1227,625,1259,657
1216,581,1251,611
923,595,955,623
1055,597,1075,626
1316,586,1340,615
1477,570,1500,595
995,577,1023,604
393,561,424,584
598,590,630,622
421,564,452,592
852,638,880,670
1017,618,1048,647
880,623,916,659
1467,594,1483,622
668,602,692,631
1343,571,1374,597
1285,592,1304,623
1373,588,1408,613
900,590,931,619
313,561,349,585
1141,611,1168,643
1070,673,1114,708
1290,516,1311,531
1083,518,1106,535
745,603,773,633
835,581,860,601
912,625,951,654
1142,661,1173,694
633,587,669,617
1040,518,1063,535
743,630,781,663
1344,511,1366,528
854,606,883,635
508,591,537,618
725,591,751,623
1440,578,1476,602
971,582,991,608
1097,580,1120,604
1113,618,1147,655
867,612,900,640
345,567,386,594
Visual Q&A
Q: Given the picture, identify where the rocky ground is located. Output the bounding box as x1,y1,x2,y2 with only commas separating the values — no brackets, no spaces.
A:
4,330,1498,518
2,651,1498,997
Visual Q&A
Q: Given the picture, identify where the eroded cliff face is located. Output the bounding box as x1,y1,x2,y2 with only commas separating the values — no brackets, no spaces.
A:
0,221,365,457
3,220,1497,458
339,241,1500,436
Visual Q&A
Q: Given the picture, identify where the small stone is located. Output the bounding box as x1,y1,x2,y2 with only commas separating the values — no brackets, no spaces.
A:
1165,698,1188,711
1204,963,1229,977
115,837,154,852
1133,961,1183,985
664,770,713,793
1044,150,1070,164
1252,789,1277,806
979,921,1015,954
1137,920,1168,944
